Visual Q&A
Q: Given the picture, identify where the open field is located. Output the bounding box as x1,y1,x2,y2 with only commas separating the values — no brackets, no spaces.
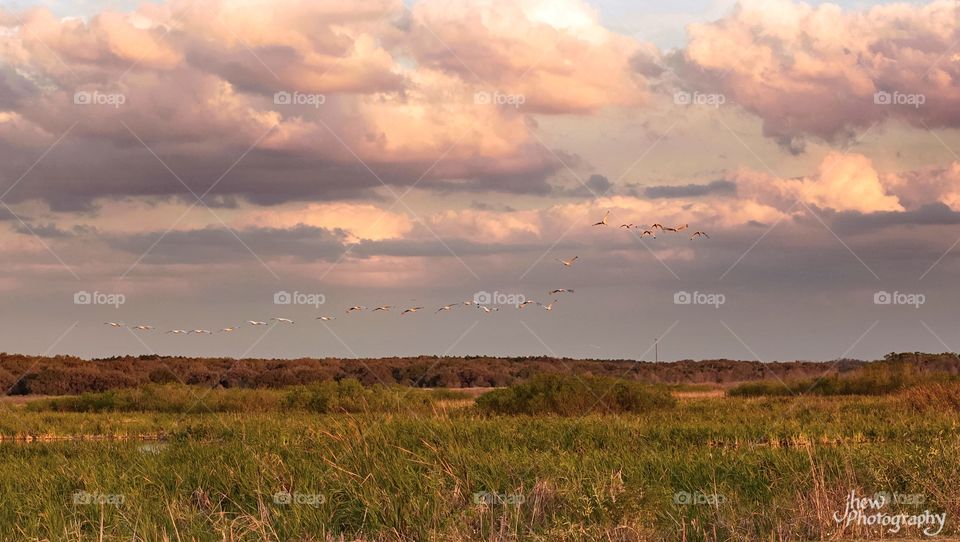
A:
0,378,956,541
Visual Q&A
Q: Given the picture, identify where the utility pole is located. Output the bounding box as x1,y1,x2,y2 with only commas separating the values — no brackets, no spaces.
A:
655,337,659,363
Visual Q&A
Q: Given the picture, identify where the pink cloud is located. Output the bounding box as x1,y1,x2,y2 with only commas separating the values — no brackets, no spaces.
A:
681,0,960,143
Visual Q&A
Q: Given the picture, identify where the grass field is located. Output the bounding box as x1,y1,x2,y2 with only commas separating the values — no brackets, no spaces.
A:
0,378,956,541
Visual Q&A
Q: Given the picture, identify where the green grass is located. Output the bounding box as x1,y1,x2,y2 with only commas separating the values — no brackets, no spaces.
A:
727,360,953,397
27,380,464,414
0,380,958,540
475,375,676,415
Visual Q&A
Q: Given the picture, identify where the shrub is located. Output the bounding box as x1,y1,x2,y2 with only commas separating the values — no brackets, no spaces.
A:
475,375,675,416
282,379,436,413
728,361,928,397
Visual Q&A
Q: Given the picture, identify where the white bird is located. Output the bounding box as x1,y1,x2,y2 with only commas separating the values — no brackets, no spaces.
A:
619,223,634,229
675,224,689,231
690,231,709,240
462,300,476,306
167,329,188,335
436,304,458,313
131,325,154,331
219,327,238,333
639,230,656,238
556,256,579,267
592,211,610,226
271,317,294,324
540,300,559,311
402,307,423,315
316,316,336,321
346,306,365,314
247,320,268,326
478,305,500,314
650,223,664,231
549,288,574,295
104,322,125,328
372,306,393,312
189,329,212,335
661,226,679,233
518,300,538,309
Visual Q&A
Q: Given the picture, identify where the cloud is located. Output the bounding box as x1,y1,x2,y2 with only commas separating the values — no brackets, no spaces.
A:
678,0,960,144
735,153,904,214
644,180,736,198
408,0,651,113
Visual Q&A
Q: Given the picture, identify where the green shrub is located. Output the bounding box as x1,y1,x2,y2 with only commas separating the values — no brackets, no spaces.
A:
475,374,675,416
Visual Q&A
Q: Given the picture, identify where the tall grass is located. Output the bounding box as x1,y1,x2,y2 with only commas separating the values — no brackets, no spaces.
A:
728,360,944,397
475,375,676,415
28,380,466,414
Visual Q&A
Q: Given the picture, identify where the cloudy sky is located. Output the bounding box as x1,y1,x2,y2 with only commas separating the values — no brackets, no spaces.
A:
0,0,959,362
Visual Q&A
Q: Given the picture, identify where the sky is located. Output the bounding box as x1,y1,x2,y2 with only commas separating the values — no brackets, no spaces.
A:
0,0,959,362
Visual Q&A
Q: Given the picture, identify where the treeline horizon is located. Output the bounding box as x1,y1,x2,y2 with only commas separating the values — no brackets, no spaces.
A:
0,351,955,396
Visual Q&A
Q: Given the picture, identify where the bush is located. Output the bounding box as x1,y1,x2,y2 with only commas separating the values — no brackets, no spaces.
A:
282,379,437,413
475,375,675,416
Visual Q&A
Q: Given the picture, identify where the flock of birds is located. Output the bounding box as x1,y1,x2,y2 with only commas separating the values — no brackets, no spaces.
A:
102,290,576,335
590,211,709,239
102,211,709,336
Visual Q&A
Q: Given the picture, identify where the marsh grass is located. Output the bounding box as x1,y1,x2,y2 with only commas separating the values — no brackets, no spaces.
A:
1,380,957,540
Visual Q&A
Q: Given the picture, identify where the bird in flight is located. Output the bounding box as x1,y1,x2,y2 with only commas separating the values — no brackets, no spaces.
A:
556,256,579,267
316,316,336,321
189,329,213,335
247,320,268,326
372,306,393,312
436,304,458,313
540,300,558,311
131,325,154,331
271,317,294,324
402,307,423,315
592,211,610,226
690,231,709,240
639,230,656,238
619,223,634,229
650,223,663,231
661,226,679,233
166,329,188,335
104,322,125,328
219,327,238,333
549,288,574,295
675,224,689,231
346,306,365,314
518,300,538,309
478,306,500,314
